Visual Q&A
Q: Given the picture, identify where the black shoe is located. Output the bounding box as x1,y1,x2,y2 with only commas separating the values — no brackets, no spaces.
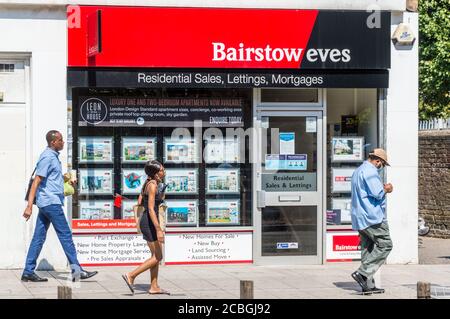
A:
21,273,48,282
351,271,369,290
362,287,385,295
72,270,98,282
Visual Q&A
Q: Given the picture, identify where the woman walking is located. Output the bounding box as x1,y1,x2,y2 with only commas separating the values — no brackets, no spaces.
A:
122,160,169,295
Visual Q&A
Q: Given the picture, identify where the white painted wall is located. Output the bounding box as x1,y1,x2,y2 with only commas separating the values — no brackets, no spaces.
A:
0,7,69,270
386,11,419,264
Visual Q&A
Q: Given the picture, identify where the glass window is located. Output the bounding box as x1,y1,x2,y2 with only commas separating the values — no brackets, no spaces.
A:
326,89,379,227
261,88,318,103
71,88,253,232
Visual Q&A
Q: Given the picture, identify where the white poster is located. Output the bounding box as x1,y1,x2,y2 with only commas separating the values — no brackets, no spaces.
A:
332,137,364,162
122,169,147,195
164,138,197,163
306,117,317,133
165,169,198,194
78,137,113,163
331,167,356,193
332,198,353,223
78,200,113,220
326,231,361,261
206,200,240,225
165,200,198,226
74,234,151,266
165,232,253,265
279,132,295,155
79,169,114,195
122,199,137,220
122,137,156,163
204,138,240,163
206,168,240,194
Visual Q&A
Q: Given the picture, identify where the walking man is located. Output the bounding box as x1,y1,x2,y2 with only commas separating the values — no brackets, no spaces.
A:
350,148,393,294
22,130,98,282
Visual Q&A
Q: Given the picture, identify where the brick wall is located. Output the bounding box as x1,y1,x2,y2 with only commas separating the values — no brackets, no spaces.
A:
419,130,450,238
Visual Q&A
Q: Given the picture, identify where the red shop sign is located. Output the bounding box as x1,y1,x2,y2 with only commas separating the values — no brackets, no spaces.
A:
68,7,390,69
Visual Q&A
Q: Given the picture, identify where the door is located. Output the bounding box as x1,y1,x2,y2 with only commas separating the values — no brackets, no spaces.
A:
254,111,323,264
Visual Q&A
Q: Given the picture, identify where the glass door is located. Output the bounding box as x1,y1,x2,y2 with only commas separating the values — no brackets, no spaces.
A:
254,111,323,264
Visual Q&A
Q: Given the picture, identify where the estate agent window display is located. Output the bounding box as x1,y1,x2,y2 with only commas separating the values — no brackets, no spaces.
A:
326,89,380,227
71,88,253,231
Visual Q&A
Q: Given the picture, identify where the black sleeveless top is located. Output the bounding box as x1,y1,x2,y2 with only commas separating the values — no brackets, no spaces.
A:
139,179,164,242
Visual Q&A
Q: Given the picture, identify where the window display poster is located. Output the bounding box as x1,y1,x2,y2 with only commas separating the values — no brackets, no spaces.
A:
78,200,113,220
165,169,198,194
78,97,245,128
122,137,156,163
122,199,137,220
79,137,113,163
326,231,361,261
122,169,147,195
164,232,252,265
74,234,151,266
165,200,197,226
164,138,196,163
279,132,295,155
79,169,113,195
204,138,240,163
207,200,240,225
265,154,307,171
306,117,317,133
332,168,355,193
332,137,364,162
332,198,352,223
326,209,341,225
206,169,239,193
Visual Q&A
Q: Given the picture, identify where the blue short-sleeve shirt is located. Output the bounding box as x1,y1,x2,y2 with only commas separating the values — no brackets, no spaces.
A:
35,147,64,208
350,161,387,231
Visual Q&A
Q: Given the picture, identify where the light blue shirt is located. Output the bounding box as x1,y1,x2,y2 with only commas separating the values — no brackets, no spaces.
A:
35,147,64,208
350,161,387,231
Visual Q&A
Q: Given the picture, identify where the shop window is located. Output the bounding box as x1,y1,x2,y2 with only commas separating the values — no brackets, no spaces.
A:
71,88,253,231
261,88,318,103
326,89,379,227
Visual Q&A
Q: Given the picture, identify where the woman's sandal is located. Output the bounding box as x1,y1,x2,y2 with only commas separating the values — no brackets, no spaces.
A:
121,274,135,295
148,288,170,295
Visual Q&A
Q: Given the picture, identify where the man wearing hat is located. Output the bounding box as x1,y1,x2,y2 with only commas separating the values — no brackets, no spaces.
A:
350,148,393,294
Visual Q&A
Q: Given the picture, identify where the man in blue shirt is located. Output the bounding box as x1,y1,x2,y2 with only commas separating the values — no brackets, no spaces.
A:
22,130,98,282
350,148,393,295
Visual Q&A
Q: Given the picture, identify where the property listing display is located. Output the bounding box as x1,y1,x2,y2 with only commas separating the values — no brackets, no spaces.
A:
71,88,252,232
165,169,198,194
121,137,156,163
326,106,378,226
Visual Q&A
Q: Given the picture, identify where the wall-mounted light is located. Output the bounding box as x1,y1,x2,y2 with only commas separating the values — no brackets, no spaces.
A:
392,23,416,46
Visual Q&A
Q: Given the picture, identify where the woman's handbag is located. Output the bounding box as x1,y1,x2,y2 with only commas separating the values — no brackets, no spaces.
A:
133,204,145,234
158,202,167,232
63,173,75,196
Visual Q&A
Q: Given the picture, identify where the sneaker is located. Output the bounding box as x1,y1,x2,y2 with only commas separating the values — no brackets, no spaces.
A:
362,287,385,295
351,271,369,290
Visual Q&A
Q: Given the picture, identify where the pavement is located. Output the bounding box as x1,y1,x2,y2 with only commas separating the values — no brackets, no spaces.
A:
419,237,450,264
1,262,450,299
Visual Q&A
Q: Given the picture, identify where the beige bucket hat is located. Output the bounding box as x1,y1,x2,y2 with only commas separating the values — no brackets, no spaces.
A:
369,148,390,166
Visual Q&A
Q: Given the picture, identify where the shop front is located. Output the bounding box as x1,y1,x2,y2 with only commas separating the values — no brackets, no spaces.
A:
67,6,390,266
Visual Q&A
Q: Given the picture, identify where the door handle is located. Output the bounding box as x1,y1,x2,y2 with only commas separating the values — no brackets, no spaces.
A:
278,195,301,202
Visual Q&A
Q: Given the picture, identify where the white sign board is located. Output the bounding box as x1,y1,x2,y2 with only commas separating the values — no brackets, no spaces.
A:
165,232,253,265
326,231,361,261
74,234,151,266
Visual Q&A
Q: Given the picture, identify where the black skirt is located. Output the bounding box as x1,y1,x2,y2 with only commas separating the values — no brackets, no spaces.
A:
140,210,159,242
